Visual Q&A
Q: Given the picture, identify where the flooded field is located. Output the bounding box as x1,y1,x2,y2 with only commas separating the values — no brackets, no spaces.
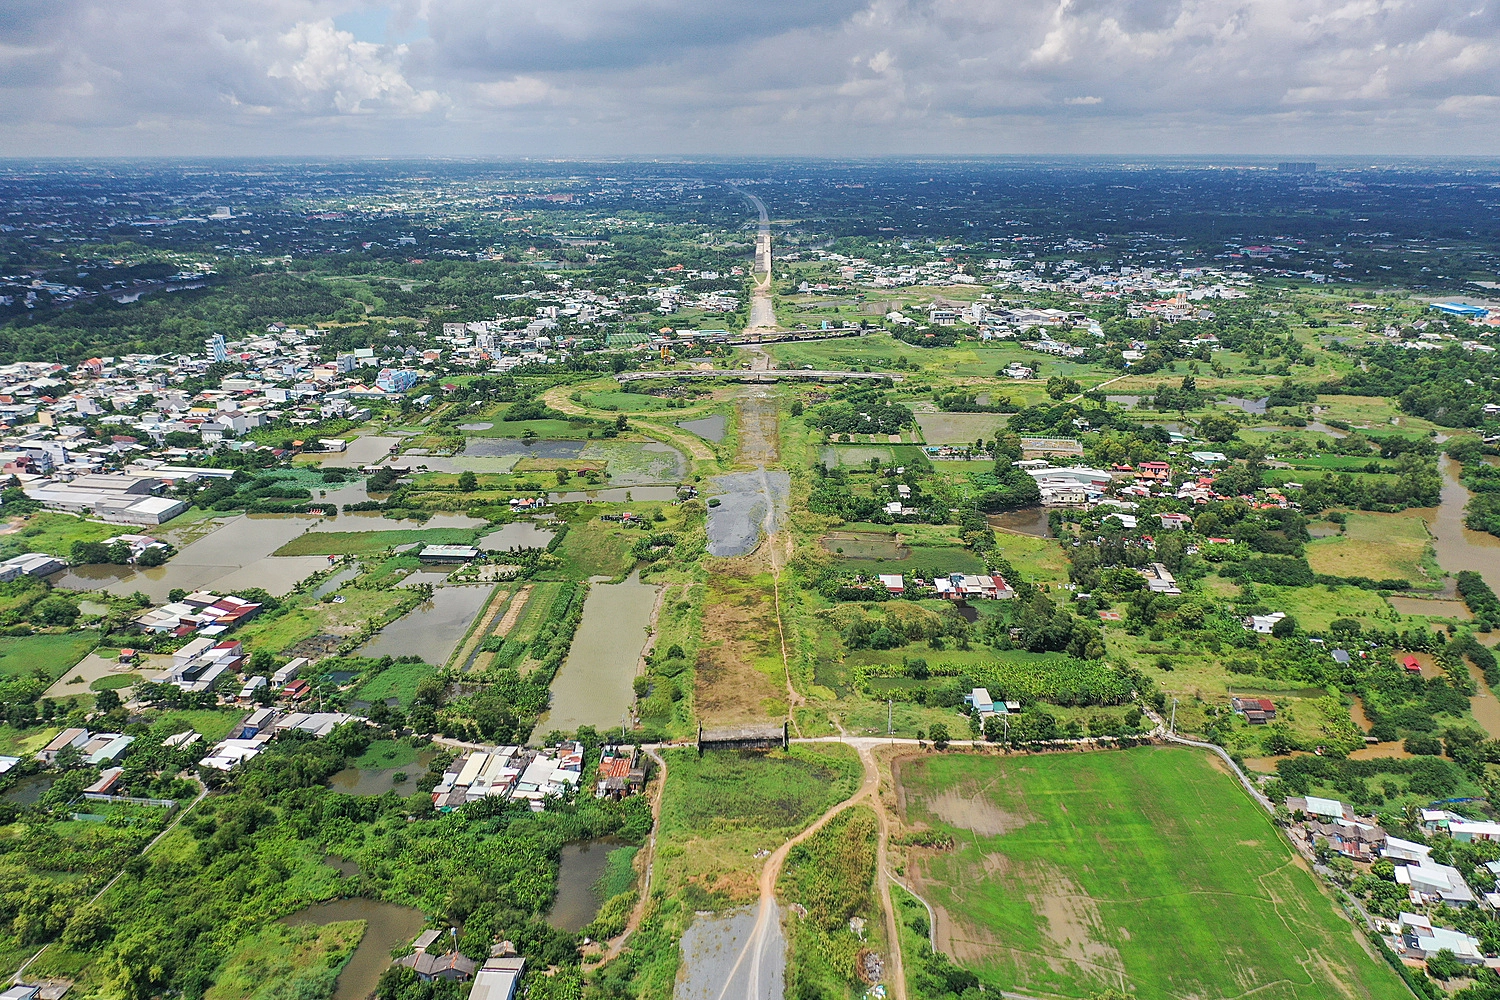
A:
282,899,425,1000
2,775,52,806
822,530,909,560
550,486,679,503
312,565,360,599
466,438,585,460
480,522,555,551
309,512,487,533
678,414,726,442
1220,396,1268,415
546,838,626,932
580,441,687,486
359,585,493,664
545,571,660,733
675,905,784,1000
1387,596,1472,619
1469,663,1500,738
990,507,1051,538
705,470,790,557
327,436,401,467
1425,457,1500,593
50,514,321,601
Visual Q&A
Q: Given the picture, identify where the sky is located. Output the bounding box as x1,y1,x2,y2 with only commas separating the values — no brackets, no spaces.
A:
3,0,1500,157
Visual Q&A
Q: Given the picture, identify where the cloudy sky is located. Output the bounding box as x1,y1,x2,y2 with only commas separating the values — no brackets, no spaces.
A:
3,0,1499,156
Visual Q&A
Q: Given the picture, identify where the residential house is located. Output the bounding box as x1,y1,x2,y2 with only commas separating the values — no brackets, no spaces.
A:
1394,912,1487,966
469,957,526,1000
38,727,90,763
1157,512,1192,531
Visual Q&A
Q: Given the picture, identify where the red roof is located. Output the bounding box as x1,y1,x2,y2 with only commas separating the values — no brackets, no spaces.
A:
1403,655,1421,671
598,758,632,780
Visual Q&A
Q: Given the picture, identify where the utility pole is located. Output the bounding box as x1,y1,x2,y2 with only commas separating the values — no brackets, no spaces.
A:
1170,698,1178,735
887,698,893,737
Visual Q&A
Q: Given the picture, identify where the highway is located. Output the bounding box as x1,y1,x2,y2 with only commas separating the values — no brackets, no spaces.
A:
731,186,778,332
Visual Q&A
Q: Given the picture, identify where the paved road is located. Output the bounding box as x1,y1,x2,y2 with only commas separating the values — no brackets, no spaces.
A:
732,187,778,332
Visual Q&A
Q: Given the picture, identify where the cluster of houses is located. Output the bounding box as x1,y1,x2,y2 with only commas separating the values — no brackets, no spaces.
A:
133,590,263,637
1287,796,1500,969
431,743,646,812
197,707,357,770
390,932,527,1000
874,573,1015,600
1229,696,1278,725
38,727,134,765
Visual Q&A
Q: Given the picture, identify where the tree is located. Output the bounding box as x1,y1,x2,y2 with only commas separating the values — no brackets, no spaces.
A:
107,540,133,564
71,540,109,564
136,546,167,567
33,596,78,627
1198,414,1239,442
1425,948,1464,981
93,688,121,713
1270,614,1298,638
929,722,950,750
457,471,478,492
615,413,628,431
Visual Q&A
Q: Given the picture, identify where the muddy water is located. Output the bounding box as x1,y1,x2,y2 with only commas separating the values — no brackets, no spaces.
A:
309,512,487,532
544,571,660,733
1388,596,1472,619
49,514,321,601
678,414,726,442
313,565,360,599
1424,457,1500,593
1468,662,1500,738
1350,696,1372,732
480,522,555,551
328,751,434,796
282,898,425,1000
990,508,1051,538
359,585,493,664
322,436,401,467
547,838,626,932
1349,745,1416,761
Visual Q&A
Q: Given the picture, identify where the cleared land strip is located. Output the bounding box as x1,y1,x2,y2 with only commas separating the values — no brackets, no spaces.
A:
450,584,517,671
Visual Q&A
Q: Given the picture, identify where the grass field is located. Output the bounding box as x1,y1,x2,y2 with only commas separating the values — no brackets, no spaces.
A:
273,527,480,556
915,412,1009,445
546,520,637,580
0,633,98,682
992,531,1070,586
351,739,421,770
0,512,116,560
348,660,435,707
896,747,1407,1000
1306,511,1436,586
203,921,362,1000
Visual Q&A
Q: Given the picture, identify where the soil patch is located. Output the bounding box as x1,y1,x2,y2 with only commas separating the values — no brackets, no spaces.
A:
737,391,780,465
923,786,1033,837
694,575,785,725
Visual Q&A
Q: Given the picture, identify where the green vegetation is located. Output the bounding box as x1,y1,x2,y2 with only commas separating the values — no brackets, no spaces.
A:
779,807,880,1000
202,921,363,1000
896,747,1408,1000
350,739,421,770
274,527,481,557
349,660,437,708
0,633,97,683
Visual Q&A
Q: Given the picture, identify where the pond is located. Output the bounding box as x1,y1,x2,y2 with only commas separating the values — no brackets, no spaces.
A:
328,751,434,796
48,514,322,601
544,571,660,734
282,898,426,1000
309,512,488,533
358,585,494,664
990,507,1050,538
546,838,627,932
705,470,790,557
1220,396,1268,415
677,414,726,442
480,522,556,551
1425,457,1500,593
325,855,359,877
2,775,52,806
313,565,360,599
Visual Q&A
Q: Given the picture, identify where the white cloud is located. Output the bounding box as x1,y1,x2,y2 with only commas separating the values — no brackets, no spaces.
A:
267,20,445,114
2,0,1500,153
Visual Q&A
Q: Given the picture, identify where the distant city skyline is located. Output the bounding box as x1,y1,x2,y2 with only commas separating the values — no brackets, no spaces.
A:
4,0,1500,156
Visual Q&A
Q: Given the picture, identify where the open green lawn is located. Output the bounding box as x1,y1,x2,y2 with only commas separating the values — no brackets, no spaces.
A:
584,390,673,412
0,633,98,682
350,739,420,770
897,747,1407,1000
0,512,116,560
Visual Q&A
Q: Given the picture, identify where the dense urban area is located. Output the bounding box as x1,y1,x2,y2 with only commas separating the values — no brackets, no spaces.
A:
1,157,1500,1000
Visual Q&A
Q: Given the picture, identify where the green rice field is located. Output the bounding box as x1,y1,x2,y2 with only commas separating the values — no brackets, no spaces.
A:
896,746,1407,1000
